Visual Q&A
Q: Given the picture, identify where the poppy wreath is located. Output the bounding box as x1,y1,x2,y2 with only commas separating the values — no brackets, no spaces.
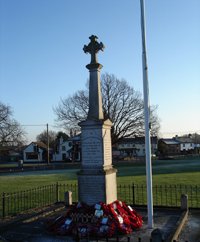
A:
106,201,142,234
47,200,143,238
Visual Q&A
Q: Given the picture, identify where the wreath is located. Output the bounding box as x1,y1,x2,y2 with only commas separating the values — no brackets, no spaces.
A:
47,200,143,238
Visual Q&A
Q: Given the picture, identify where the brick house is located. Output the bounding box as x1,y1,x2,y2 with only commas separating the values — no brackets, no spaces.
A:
158,139,180,157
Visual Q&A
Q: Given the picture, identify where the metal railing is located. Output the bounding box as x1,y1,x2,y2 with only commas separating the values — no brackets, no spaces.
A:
132,184,200,208
0,183,78,218
1,183,200,218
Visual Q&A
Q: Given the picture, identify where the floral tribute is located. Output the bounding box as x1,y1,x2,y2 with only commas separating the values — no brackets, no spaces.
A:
47,200,143,238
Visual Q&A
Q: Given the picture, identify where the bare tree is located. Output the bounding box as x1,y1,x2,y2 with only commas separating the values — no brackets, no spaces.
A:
54,73,160,144
56,131,69,141
36,130,57,149
0,102,25,146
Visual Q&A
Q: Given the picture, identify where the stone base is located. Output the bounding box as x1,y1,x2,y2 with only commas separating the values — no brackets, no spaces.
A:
78,168,117,205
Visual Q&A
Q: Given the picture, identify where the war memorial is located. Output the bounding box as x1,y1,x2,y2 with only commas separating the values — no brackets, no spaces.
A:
0,35,199,242
44,36,192,241
78,35,117,205
45,35,143,238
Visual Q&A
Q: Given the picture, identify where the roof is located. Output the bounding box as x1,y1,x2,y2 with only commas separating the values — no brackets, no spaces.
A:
0,146,25,154
24,142,48,150
118,136,158,145
175,137,193,143
32,142,48,149
58,134,81,145
160,139,180,145
69,134,81,141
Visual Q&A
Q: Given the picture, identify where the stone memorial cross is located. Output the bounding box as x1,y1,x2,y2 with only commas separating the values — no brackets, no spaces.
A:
83,35,105,65
83,35,105,121
78,35,117,205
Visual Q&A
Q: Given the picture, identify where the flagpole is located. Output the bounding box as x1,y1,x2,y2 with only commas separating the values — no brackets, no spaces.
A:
140,0,153,228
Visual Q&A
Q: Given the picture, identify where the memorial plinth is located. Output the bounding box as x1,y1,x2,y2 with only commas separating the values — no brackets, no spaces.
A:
78,35,117,205
78,119,117,205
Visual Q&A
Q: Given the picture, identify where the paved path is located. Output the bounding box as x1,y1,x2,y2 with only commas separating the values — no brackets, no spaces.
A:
178,209,200,242
0,206,183,242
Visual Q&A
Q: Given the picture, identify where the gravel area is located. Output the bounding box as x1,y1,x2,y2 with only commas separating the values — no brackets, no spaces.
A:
178,209,200,242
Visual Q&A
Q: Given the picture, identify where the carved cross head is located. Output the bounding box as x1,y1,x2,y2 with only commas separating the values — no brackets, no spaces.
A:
83,35,105,64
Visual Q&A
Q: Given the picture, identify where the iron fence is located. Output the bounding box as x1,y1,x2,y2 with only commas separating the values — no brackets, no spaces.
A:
132,184,200,208
0,183,200,218
0,183,78,218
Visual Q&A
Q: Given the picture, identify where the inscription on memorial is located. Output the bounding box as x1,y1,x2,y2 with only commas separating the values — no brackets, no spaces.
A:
82,137,103,164
103,129,112,164
79,175,105,204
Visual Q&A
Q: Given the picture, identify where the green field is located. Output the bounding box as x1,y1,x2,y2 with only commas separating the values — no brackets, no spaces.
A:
0,159,200,194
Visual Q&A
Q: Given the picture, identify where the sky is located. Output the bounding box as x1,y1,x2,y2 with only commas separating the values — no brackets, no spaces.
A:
1,0,200,142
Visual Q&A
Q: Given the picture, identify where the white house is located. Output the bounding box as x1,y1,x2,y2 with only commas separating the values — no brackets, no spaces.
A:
53,135,81,162
117,136,158,158
174,136,195,153
23,142,47,162
52,137,72,161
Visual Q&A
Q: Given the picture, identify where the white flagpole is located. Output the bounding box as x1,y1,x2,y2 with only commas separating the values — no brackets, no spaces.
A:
140,0,154,228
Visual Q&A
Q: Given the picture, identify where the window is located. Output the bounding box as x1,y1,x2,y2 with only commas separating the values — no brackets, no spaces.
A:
26,153,38,160
62,146,66,151
33,145,38,153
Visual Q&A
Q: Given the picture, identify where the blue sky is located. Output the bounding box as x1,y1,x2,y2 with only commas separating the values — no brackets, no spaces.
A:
1,0,200,141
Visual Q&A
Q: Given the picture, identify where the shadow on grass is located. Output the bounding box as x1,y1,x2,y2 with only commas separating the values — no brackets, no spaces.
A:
116,159,200,177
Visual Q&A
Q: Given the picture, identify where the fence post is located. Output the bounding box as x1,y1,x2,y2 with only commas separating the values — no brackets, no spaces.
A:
181,194,188,211
65,191,72,206
132,183,135,205
2,192,6,218
56,182,59,203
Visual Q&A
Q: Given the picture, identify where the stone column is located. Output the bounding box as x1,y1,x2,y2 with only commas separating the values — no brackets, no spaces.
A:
78,35,117,205
87,63,104,120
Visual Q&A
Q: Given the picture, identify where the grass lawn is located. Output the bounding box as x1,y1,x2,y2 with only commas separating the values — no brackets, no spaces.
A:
116,159,200,185
0,159,200,194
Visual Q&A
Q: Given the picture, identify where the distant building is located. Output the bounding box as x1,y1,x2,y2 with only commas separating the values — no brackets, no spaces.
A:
158,135,198,157
174,136,195,153
23,142,48,162
0,146,22,162
53,135,81,162
116,136,158,158
158,139,180,157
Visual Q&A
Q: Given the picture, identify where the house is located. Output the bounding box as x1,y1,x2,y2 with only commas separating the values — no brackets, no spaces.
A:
116,136,158,158
158,139,180,157
0,146,23,162
53,135,81,162
23,142,48,162
158,135,198,157
174,136,195,154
